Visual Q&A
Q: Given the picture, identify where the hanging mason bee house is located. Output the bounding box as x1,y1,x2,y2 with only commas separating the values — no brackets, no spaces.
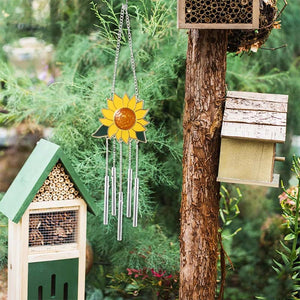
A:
177,0,260,29
217,91,288,187
0,139,96,300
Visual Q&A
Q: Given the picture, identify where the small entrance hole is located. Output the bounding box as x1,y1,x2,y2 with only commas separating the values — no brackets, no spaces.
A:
38,286,43,300
51,274,56,296
63,282,68,300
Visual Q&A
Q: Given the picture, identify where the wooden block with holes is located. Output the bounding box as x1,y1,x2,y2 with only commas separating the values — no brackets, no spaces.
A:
217,91,288,187
177,0,260,29
0,139,97,300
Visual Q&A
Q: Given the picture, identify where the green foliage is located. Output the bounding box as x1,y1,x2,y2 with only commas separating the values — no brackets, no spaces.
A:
108,268,179,299
269,157,300,300
0,193,7,270
0,0,184,285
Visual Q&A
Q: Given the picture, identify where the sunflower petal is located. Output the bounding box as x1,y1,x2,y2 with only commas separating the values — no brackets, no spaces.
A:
128,96,137,110
137,119,149,126
135,109,148,119
122,130,129,144
113,94,123,109
133,123,145,132
108,124,118,137
135,101,144,111
100,118,114,126
129,129,137,139
107,99,116,112
123,94,130,107
102,109,114,120
116,130,122,141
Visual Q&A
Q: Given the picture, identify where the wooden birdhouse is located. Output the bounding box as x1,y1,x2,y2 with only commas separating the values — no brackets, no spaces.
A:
217,91,288,187
0,139,97,300
177,0,260,29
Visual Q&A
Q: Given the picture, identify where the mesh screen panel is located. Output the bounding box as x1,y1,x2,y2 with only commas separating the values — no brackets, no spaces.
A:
29,210,78,247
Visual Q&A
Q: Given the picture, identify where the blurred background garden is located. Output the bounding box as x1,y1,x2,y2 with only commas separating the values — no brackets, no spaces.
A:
0,0,299,299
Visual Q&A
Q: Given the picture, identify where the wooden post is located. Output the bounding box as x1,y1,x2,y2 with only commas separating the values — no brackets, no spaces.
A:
180,29,227,299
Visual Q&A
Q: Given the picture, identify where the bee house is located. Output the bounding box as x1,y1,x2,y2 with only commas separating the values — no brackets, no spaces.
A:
0,139,97,300
217,91,288,187
177,0,260,29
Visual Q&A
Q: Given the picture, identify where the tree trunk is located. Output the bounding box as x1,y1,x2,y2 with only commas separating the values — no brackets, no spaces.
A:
180,29,228,299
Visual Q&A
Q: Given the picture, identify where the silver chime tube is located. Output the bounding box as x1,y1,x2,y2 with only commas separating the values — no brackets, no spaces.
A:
111,167,117,215
104,138,109,225
103,175,109,225
126,141,132,218
127,168,133,217
133,177,139,227
117,192,124,241
111,139,117,216
133,141,139,227
117,142,123,240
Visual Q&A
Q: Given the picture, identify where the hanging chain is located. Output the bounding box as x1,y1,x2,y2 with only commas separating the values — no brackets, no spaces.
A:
111,3,139,99
125,7,139,99
111,4,125,98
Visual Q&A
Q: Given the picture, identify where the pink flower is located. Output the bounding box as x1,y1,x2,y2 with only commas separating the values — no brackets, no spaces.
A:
151,269,166,278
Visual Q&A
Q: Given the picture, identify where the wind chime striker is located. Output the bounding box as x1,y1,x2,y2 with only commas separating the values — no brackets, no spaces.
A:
92,2,149,241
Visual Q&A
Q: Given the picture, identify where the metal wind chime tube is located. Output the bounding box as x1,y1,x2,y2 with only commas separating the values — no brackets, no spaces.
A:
111,139,117,216
103,138,110,225
117,142,124,241
133,141,139,227
126,141,133,218
92,0,149,240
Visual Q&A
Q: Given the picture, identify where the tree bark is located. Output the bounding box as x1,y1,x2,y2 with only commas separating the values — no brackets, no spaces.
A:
180,29,228,300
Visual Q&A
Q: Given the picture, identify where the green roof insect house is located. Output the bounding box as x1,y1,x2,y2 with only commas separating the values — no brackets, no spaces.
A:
217,91,288,187
0,139,96,300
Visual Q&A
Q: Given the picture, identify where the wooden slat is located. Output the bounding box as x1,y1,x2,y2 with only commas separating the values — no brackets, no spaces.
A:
223,109,287,126
252,0,260,29
227,91,288,103
28,250,80,263
226,97,288,113
221,122,286,142
217,174,280,188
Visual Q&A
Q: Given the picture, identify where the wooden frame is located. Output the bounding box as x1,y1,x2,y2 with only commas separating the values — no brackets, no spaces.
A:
8,198,87,300
177,0,260,29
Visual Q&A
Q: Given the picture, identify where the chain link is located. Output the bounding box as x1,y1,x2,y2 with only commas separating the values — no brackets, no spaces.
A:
111,3,139,100
125,8,139,99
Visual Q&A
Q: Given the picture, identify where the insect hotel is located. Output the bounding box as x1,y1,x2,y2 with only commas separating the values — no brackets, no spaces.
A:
217,91,288,187
0,139,97,300
177,0,260,29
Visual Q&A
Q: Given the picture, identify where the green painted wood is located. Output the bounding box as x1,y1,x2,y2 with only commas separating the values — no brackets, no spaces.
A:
0,139,97,223
28,258,78,300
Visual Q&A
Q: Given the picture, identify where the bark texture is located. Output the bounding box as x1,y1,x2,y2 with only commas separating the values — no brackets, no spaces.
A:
180,29,228,300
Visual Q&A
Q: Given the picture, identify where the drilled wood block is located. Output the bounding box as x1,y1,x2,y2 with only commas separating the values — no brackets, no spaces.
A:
178,0,260,29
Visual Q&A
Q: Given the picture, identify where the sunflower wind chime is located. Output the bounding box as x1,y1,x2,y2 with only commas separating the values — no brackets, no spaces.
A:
92,1,148,241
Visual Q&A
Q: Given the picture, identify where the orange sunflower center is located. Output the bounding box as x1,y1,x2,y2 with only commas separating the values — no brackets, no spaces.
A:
114,108,136,130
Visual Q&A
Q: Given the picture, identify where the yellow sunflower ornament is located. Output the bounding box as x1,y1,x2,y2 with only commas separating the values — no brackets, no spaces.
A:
92,94,149,143
93,0,147,241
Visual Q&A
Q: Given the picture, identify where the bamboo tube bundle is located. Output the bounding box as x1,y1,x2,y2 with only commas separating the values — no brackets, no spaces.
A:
32,162,84,202
185,0,254,25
